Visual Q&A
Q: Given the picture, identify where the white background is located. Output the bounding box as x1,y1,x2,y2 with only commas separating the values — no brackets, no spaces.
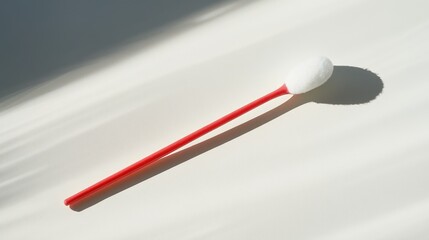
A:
1,0,429,239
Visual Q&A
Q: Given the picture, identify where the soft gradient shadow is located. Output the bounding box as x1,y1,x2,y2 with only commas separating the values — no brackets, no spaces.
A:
0,0,245,103
70,66,383,211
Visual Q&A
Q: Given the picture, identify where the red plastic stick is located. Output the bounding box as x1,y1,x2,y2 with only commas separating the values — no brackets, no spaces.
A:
64,84,289,206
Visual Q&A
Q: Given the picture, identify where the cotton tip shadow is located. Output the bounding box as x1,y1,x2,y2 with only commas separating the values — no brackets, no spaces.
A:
293,66,383,105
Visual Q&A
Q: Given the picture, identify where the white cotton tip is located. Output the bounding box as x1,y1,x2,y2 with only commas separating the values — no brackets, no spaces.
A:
285,56,334,94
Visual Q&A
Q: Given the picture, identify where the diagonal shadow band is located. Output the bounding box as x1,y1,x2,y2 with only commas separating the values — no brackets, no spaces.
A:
0,0,244,103
70,66,383,211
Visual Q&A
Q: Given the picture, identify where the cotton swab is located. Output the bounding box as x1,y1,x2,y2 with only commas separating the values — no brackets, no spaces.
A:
64,56,334,206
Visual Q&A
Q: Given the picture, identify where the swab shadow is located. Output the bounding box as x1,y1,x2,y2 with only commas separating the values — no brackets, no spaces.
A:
70,66,383,211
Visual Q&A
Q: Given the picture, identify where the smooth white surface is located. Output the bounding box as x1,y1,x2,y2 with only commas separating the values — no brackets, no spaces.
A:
1,0,429,239
285,56,333,94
